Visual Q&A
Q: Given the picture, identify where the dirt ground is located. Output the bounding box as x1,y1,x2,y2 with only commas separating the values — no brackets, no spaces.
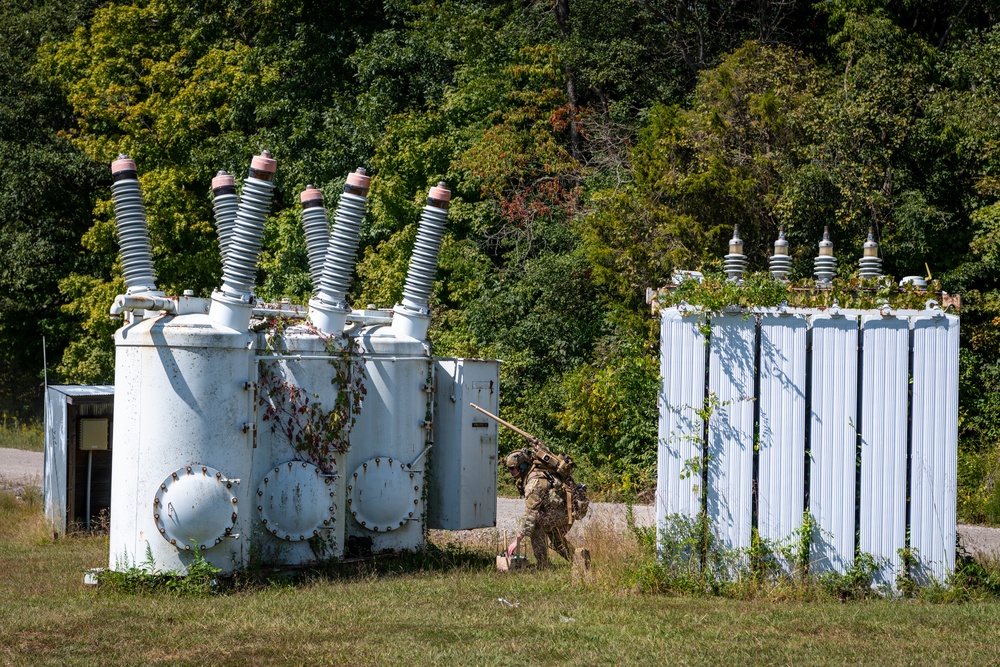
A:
4,447,996,558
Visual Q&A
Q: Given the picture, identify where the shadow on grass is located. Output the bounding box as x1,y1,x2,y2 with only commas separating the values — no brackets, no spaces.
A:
231,542,498,592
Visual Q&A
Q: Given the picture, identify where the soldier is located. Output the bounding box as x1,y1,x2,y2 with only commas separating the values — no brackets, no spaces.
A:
504,448,574,566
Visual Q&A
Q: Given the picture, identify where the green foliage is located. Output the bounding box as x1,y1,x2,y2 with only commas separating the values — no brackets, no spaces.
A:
99,542,222,596
556,336,658,490
0,0,101,418
819,553,885,601
0,417,43,453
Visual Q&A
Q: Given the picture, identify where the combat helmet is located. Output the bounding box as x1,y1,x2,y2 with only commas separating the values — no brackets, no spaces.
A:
504,448,533,475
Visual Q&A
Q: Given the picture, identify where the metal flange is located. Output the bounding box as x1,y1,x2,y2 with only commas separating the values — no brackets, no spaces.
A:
153,465,238,551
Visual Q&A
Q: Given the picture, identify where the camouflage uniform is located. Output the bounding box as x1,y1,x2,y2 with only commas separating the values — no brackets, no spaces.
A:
515,465,574,565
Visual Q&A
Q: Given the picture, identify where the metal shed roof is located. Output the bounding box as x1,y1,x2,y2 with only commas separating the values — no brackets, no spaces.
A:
47,385,114,404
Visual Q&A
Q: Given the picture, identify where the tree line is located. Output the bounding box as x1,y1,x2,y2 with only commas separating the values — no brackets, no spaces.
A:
1,0,999,521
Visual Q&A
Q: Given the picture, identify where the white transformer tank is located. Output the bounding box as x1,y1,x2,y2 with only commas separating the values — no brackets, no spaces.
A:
109,299,255,573
343,327,433,554
252,325,351,564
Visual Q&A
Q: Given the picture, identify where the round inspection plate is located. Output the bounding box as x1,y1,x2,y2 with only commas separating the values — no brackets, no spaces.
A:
347,456,422,532
257,460,336,542
153,465,237,551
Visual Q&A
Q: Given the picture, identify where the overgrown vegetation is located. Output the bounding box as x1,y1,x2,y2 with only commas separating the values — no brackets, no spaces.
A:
627,508,1000,603
256,317,367,472
98,543,221,596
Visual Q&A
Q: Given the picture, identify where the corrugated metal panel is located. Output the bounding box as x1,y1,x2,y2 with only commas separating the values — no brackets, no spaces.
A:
910,312,959,583
757,312,807,554
859,314,910,588
808,313,859,575
657,308,706,528
43,388,69,536
707,313,756,553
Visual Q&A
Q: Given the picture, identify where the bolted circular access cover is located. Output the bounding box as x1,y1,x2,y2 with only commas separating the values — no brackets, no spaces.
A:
153,465,237,551
257,460,335,542
347,457,421,532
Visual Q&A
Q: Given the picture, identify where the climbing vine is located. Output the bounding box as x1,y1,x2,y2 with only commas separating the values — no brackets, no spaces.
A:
256,317,366,472
652,271,952,337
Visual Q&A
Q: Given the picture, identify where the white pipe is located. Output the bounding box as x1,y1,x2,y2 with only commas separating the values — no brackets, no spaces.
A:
110,294,177,319
86,450,93,533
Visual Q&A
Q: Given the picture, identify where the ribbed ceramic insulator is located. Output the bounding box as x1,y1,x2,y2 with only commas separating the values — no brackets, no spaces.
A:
813,256,838,286
110,156,157,293
858,256,883,278
400,184,450,313
317,192,368,307
723,254,748,282
769,255,793,281
220,152,276,298
212,171,238,266
300,186,329,293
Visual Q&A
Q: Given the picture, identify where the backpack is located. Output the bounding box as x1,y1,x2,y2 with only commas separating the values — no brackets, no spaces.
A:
530,443,589,523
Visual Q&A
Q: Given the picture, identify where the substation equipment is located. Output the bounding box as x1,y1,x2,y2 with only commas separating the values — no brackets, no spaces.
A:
654,227,959,588
105,153,499,575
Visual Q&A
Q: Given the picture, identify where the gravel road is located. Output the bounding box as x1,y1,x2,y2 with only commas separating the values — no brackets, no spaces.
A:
4,448,996,558
0,448,43,489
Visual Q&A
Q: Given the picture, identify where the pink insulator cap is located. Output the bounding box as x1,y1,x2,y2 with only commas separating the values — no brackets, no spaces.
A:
346,168,371,191
250,150,277,174
212,171,235,189
111,154,136,175
428,181,451,202
300,185,323,204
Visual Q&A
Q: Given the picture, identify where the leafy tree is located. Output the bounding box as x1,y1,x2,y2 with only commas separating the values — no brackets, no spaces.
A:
0,0,102,419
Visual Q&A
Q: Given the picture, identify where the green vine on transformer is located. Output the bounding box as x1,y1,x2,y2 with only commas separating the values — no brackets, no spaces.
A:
256,316,366,473
654,270,948,336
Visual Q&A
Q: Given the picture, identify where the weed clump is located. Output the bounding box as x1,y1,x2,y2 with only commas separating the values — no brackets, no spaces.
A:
98,544,222,596
624,510,1000,602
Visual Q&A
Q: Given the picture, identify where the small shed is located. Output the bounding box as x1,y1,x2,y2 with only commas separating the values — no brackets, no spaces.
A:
44,385,114,535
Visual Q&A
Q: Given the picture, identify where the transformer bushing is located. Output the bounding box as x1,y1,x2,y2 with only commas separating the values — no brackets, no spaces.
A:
220,151,276,299
110,156,159,295
310,169,371,334
723,225,748,282
813,226,837,287
300,185,330,292
769,229,792,281
392,182,450,340
211,171,238,267
211,152,277,331
858,228,883,278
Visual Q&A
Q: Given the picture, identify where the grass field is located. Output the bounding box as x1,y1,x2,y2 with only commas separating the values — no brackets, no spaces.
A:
0,418,43,452
2,488,999,666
